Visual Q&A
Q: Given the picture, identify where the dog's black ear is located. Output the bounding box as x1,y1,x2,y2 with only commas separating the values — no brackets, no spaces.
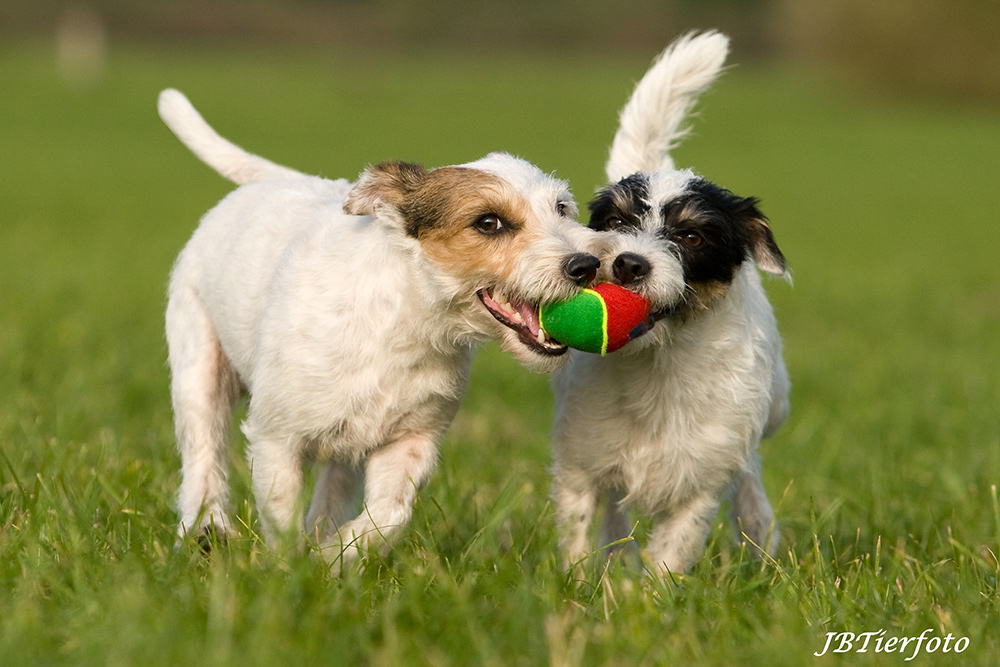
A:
745,213,789,279
690,179,789,280
344,161,428,216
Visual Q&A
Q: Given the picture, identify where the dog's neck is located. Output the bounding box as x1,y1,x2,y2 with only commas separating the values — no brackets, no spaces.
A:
630,266,766,356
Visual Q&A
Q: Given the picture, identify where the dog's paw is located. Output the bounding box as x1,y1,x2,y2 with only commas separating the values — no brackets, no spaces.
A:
319,527,374,566
179,524,228,556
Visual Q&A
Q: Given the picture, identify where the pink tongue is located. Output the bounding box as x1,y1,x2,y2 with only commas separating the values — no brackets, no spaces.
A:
515,301,540,336
482,290,541,336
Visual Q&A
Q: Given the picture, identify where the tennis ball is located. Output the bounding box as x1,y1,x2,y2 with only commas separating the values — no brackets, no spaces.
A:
539,283,653,355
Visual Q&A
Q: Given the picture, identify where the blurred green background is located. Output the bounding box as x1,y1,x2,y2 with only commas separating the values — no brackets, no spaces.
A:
5,0,1000,100
1,1,998,665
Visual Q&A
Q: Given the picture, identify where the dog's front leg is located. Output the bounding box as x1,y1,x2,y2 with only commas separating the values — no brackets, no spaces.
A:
599,488,637,561
551,468,598,575
321,434,437,565
645,490,721,575
244,430,306,543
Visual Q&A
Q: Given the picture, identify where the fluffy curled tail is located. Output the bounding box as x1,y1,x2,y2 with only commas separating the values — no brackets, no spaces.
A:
157,88,305,185
605,31,730,182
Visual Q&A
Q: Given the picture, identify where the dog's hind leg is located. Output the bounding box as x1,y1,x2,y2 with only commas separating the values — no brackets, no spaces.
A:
167,287,240,538
304,460,363,542
730,457,779,558
321,434,437,565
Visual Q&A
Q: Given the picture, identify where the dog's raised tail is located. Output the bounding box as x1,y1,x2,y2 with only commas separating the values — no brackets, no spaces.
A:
605,31,730,182
158,88,304,185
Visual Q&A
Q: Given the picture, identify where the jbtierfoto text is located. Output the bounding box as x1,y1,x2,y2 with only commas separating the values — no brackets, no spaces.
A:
814,628,969,659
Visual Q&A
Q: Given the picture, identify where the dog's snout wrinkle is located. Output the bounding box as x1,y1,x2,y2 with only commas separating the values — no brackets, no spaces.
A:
563,253,601,286
612,252,651,285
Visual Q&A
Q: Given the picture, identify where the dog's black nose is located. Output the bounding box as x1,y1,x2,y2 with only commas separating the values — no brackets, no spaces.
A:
612,252,651,285
563,253,600,286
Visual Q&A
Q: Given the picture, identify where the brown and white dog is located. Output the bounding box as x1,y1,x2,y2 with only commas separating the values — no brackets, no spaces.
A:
550,32,790,575
158,89,599,562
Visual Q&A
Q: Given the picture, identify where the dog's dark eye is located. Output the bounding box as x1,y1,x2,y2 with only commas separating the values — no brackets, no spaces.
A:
556,202,569,217
682,232,704,248
589,212,638,233
473,214,505,235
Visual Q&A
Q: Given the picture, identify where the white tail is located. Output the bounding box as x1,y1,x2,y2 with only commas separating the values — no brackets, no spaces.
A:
605,31,730,182
157,88,305,185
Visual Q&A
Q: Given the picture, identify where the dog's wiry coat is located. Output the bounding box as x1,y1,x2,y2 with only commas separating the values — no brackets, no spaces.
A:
158,90,598,562
550,32,790,575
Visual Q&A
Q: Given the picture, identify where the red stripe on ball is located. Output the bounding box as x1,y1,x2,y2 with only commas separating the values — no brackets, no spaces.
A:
591,283,652,352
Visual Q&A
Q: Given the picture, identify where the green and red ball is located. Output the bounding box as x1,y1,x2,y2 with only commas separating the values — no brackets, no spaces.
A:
539,282,653,355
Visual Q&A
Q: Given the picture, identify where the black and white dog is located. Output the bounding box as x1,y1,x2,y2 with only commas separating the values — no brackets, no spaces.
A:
551,32,791,575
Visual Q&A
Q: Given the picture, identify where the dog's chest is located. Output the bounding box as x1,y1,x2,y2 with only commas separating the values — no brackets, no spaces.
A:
267,297,472,439
238,229,474,454
616,361,750,495
310,348,469,458
558,319,773,508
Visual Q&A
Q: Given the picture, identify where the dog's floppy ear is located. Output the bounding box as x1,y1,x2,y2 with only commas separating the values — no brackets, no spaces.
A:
344,161,428,216
730,195,787,278
711,187,789,279
745,212,788,279
691,179,789,280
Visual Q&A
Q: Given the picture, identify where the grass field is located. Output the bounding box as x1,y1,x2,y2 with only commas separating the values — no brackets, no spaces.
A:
2,37,999,665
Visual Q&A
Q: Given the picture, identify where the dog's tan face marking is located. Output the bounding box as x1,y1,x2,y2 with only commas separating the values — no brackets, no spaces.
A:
684,279,730,314
409,166,574,357
344,158,590,362
348,162,554,284
405,167,541,285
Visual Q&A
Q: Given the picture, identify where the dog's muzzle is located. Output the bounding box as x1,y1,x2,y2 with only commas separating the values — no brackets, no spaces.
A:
477,288,568,356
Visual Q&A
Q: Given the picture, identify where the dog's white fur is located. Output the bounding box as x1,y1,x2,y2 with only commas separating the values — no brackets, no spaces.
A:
605,30,730,182
158,89,598,561
551,32,790,575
